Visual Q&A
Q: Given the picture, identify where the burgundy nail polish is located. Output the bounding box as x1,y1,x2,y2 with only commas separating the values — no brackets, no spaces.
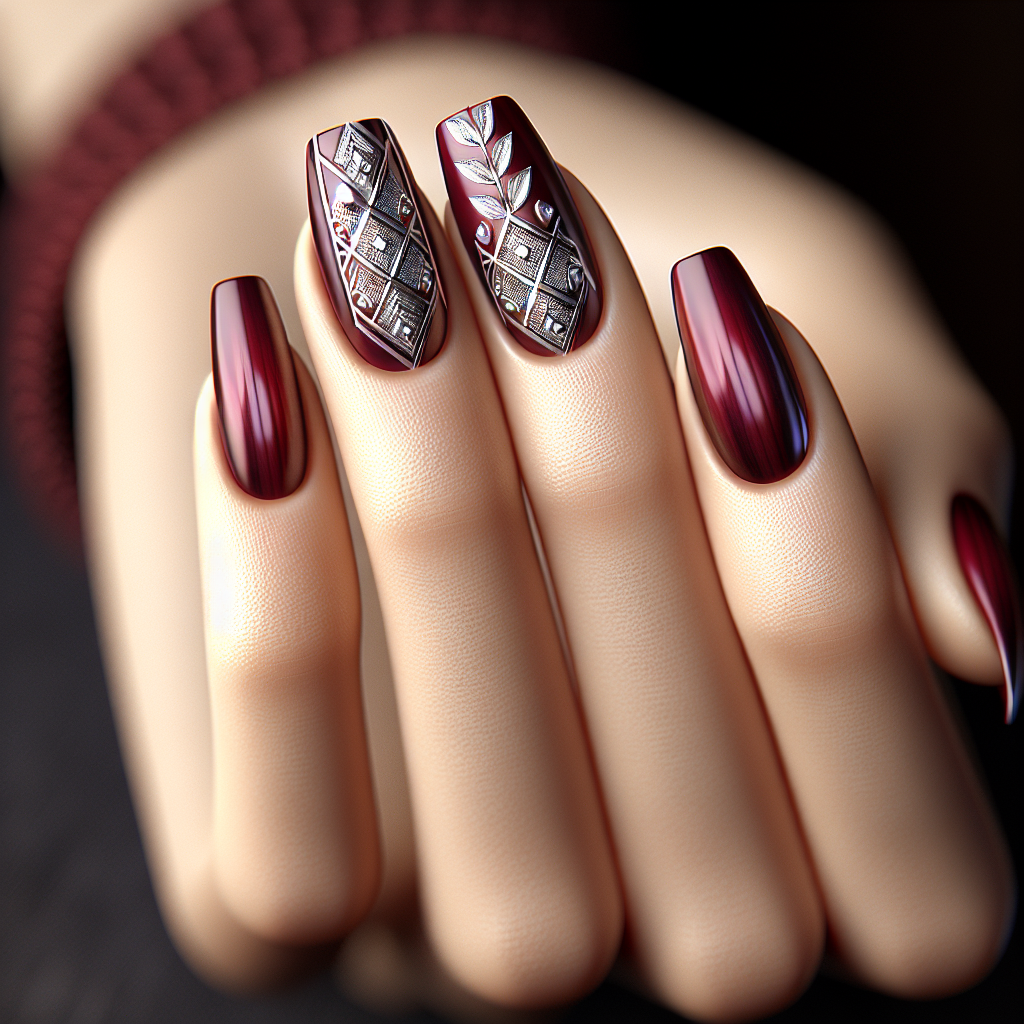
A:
672,247,808,483
436,95,601,356
211,276,306,499
307,118,446,371
952,494,1022,724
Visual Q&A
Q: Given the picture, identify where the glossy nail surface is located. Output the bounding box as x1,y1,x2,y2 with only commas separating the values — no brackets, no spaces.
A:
672,247,808,483
437,95,601,356
307,118,446,370
212,276,306,499
952,494,1022,723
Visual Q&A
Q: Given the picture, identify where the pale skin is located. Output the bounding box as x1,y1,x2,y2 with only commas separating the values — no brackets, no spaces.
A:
0,5,1015,1020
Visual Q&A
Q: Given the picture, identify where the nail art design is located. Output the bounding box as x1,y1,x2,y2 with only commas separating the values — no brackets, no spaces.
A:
672,247,808,483
307,119,446,370
952,494,1022,723
437,95,601,356
212,276,306,499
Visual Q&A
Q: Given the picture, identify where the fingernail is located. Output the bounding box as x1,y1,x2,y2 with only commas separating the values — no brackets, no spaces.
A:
952,494,1022,724
211,276,306,499
672,247,808,483
307,119,446,370
436,95,601,356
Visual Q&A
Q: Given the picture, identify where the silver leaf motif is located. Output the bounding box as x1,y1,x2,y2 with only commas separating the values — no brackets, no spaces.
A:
445,117,482,147
469,194,507,220
471,101,494,144
455,160,494,185
506,167,532,213
491,132,512,178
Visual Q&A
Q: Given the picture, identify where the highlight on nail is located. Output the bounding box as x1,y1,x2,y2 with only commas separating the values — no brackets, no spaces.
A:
672,247,808,484
436,94,601,357
306,118,446,371
952,494,1022,724
211,276,306,499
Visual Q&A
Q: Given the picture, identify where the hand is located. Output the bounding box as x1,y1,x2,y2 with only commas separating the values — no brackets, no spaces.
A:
189,94,1014,1021
68,39,1019,1024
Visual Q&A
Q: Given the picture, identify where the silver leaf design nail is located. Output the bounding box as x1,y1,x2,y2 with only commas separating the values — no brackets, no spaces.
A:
469,194,507,220
438,96,599,356
471,101,494,144
455,159,495,185
506,167,532,213
492,132,512,177
445,117,482,147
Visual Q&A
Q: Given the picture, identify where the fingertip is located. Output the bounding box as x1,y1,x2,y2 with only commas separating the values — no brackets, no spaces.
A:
429,886,622,1010
841,858,1016,1000
648,904,823,1023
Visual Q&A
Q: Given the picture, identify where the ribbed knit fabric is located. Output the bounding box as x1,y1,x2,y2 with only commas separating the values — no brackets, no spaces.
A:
1,0,615,549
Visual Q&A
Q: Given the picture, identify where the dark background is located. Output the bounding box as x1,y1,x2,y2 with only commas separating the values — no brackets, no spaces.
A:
1,1,1021,1021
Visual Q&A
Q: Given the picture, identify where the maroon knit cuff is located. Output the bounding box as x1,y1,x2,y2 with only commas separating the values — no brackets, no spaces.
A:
1,0,617,550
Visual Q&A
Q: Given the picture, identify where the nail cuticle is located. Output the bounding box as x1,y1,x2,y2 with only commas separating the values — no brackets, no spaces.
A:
211,276,306,500
307,118,446,371
672,247,808,484
952,494,1022,724
437,94,601,357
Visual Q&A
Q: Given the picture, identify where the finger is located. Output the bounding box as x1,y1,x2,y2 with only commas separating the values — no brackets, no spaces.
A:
672,248,1014,996
803,265,1018,707
298,118,621,1007
439,96,823,1022
194,277,379,944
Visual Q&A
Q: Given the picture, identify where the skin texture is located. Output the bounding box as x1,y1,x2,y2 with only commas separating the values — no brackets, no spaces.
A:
0,21,1011,1020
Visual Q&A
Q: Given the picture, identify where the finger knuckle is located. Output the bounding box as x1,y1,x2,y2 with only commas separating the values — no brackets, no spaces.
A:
538,432,680,522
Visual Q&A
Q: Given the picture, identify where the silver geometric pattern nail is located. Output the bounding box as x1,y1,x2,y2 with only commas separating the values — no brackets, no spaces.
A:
311,120,440,368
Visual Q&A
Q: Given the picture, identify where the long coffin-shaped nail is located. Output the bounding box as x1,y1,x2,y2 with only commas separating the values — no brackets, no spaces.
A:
952,494,1022,724
672,247,808,483
437,95,601,356
307,118,446,370
212,276,306,499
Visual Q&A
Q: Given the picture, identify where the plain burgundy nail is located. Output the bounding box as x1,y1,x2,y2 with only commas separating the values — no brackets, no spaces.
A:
436,95,601,356
672,247,808,483
211,276,306,499
952,494,1022,724
307,118,446,370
